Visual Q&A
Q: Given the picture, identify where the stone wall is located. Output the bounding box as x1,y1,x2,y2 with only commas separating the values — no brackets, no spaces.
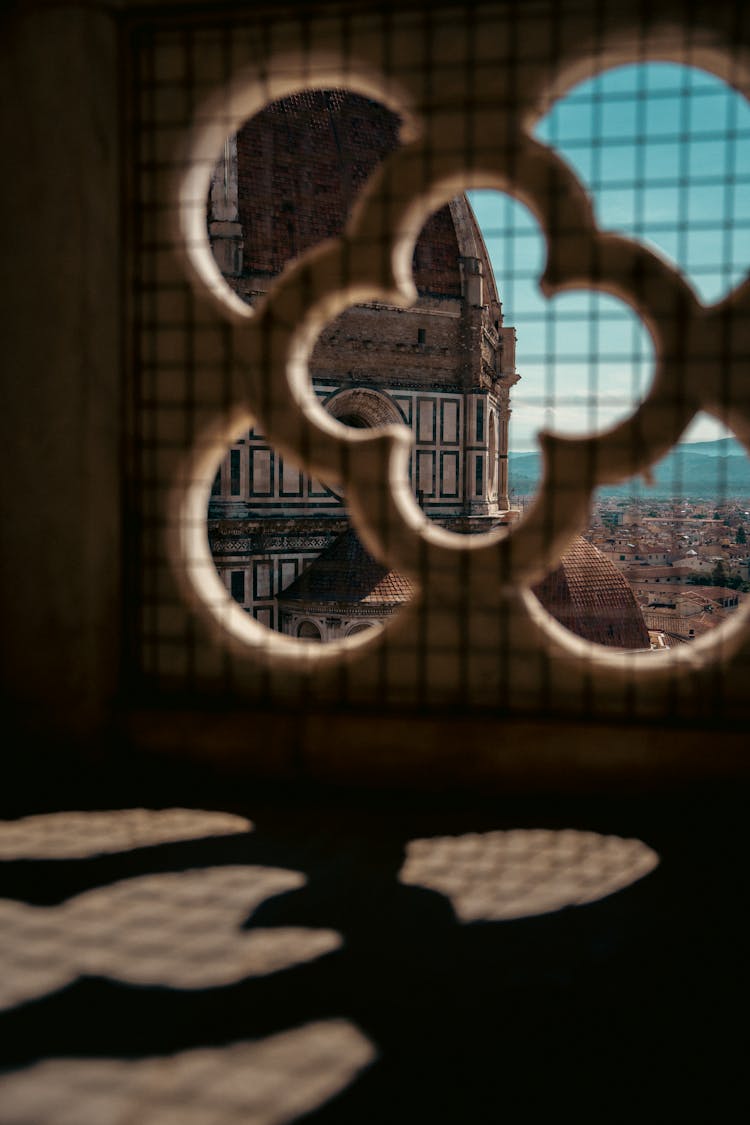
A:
312,301,464,387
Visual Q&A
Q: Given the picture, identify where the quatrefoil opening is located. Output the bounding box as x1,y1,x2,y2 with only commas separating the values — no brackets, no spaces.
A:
170,41,750,688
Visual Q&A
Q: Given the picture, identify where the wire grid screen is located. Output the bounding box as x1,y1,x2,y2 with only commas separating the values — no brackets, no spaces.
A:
130,1,750,725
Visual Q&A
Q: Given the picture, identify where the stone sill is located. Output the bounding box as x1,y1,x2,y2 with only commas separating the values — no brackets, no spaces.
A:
125,706,750,795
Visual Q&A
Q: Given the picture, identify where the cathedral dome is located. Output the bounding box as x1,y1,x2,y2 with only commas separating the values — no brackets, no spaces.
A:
278,530,650,650
210,94,646,649
532,537,651,649
232,89,500,310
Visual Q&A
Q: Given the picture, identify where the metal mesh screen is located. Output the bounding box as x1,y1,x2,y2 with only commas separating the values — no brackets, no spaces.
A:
128,0,750,731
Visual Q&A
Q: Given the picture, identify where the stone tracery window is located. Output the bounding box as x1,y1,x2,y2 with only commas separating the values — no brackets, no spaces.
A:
129,0,750,769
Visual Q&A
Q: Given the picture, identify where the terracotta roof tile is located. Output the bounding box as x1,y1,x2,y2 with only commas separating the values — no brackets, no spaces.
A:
277,528,414,608
532,538,651,649
279,530,650,650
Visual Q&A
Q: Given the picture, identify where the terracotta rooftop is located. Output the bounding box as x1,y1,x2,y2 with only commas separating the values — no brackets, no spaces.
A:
684,585,743,603
643,609,725,639
624,566,693,581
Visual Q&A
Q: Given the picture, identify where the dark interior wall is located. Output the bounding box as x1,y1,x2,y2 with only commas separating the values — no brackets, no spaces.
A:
0,3,121,739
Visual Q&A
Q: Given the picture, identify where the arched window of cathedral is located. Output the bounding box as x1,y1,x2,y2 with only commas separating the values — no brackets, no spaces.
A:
346,622,377,637
323,388,404,430
297,621,322,641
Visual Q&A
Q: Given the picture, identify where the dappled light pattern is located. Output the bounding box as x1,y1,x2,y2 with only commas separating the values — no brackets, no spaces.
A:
0,808,252,860
0,1020,376,1125
0,801,734,1122
399,829,659,921
0,866,341,1011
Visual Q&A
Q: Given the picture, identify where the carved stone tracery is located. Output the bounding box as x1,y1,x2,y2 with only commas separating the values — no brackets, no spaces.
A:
165,1,750,717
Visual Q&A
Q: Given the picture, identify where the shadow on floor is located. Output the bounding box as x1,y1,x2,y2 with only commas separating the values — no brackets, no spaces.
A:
0,744,747,1122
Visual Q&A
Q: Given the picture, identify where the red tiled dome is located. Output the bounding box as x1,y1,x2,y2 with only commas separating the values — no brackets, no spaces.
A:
532,538,651,650
278,530,650,649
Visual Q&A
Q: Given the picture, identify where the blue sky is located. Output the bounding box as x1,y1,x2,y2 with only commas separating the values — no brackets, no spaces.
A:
468,63,750,452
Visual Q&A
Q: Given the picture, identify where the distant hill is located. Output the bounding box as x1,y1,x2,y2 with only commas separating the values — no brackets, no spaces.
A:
508,451,543,498
508,437,750,500
676,436,747,459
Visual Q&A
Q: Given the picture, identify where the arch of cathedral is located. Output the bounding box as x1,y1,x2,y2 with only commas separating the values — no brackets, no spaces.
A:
324,387,405,429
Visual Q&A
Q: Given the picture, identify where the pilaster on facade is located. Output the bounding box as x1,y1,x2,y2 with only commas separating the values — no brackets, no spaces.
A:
499,326,518,380
459,255,485,308
208,136,244,278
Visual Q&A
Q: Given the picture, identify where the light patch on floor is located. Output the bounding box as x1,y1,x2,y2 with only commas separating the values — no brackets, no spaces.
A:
0,808,252,860
0,866,341,1010
399,828,659,921
0,1020,376,1125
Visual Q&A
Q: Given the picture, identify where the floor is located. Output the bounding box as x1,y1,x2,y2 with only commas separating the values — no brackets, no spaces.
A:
0,742,747,1123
